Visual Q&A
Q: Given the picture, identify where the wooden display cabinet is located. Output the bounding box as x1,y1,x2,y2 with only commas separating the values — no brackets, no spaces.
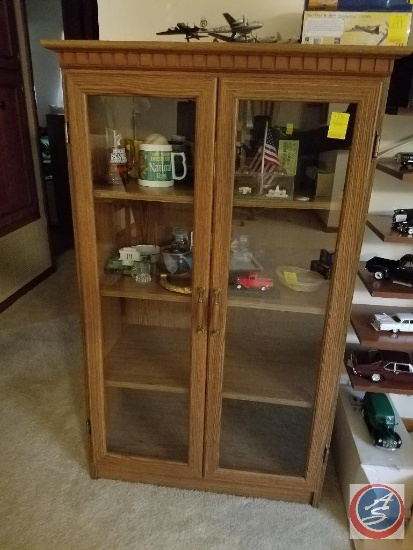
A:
44,41,411,504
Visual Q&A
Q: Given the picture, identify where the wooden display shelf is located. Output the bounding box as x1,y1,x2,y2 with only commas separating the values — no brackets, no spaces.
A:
94,181,194,203
366,215,413,243
224,332,316,408
104,325,316,407
376,160,413,181
345,365,413,396
104,325,191,393
102,275,329,315
351,305,413,351
233,195,340,210
228,282,329,315
101,274,191,303
358,263,413,299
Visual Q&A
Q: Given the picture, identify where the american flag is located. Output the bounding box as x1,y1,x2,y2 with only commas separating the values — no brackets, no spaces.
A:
263,127,280,167
246,127,280,186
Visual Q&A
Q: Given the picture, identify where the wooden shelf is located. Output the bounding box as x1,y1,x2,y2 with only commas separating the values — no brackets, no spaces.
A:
358,263,413,299
346,365,413,396
101,274,191,303
94,181,194,203
228,282,329,315
376,160,413,181
104,325,316,407
104,326,190,393
106,387,189,461
220,399,312,476
351,305,413,351
233,195,340,210
223,332,317,408
366,215,413,243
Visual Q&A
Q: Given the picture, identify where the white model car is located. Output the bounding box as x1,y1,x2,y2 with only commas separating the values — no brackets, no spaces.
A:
371,312,413,333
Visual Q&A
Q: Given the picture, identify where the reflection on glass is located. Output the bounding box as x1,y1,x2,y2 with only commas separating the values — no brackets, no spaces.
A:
219,100,355,476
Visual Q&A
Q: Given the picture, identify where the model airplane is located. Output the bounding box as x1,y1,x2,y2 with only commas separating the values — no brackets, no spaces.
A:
157,13,264,43
156,22,207,41
205,13,263,42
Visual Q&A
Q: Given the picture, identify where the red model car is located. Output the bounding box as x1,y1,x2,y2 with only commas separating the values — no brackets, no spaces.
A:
235,272,273,291
348,349,413,383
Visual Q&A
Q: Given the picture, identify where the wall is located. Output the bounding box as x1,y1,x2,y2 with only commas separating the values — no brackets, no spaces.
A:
98,0,305,42
25,0,63,127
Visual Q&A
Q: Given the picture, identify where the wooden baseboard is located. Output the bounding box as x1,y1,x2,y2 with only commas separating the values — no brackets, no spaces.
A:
0,265,55,313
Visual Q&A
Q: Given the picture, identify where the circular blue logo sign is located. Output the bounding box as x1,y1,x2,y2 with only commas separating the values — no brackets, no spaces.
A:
349,484,404,539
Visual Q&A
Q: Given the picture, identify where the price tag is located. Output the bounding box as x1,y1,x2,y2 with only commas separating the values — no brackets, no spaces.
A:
284,271,298,285
388,15,409,45
327,112,350,140
286,123,294,135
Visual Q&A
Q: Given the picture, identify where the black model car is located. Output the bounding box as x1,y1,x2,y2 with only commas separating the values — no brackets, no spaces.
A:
365,254,413,283
362,392,402,451
392,209,413,235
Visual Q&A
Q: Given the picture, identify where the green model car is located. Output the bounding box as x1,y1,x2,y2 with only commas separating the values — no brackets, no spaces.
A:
362,392,402,451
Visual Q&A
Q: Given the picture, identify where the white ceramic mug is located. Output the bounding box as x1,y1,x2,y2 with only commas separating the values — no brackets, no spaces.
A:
138,144,187,188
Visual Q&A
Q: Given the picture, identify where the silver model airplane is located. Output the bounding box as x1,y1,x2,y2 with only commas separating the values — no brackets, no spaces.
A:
156,23,207,42
205,13,263,42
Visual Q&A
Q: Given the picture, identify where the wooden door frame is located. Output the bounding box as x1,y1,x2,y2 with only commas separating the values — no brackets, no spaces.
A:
61,0,99,40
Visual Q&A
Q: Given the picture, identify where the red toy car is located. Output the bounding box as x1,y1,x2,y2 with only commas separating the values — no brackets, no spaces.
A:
235,272,273,291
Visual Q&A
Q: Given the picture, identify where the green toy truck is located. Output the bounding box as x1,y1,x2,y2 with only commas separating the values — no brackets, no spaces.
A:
362,392,402,451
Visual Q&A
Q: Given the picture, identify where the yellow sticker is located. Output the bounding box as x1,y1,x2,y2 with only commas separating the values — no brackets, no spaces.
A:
327,112,350,140
286,123,294,135
388,15,409,45
284,271,298,285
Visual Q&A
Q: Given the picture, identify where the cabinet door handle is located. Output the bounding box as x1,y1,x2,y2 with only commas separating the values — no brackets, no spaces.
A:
211,288,221,335
196,287,206,334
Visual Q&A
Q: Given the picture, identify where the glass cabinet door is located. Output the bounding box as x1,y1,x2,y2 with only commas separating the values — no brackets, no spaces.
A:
205,78,379,490
66,74,216,476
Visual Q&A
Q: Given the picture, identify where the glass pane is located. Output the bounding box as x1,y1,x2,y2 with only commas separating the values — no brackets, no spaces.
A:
220,100,355,475
88,95,197,463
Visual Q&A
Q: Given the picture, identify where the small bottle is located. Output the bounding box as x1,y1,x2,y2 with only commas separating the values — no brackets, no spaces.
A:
171,228,190,251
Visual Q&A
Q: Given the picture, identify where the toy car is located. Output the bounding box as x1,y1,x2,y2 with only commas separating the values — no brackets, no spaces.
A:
371,312,413,333
365,254,413,283
392,209,413,235
235,272,273,291
395,152,413,168
348,348,413,382
362,392,402,450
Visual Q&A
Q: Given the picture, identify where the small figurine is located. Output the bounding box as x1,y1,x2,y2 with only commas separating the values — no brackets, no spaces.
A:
362,392,402,450
234,271,273,291
266,185,288,198
371,312,413,333
119,247,140,266
238,186,252,195
392,209,413,236
365,254,413,283
395,152,413,169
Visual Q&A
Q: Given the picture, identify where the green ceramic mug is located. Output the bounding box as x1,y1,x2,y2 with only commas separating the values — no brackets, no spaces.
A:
138,144,187,188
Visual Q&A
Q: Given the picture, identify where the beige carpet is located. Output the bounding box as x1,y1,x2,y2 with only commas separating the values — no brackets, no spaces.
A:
0,250,351,550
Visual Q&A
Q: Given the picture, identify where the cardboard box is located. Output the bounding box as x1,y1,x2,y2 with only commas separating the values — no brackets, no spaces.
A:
332,386,413,519
306,0,412,12
302,11,412,45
